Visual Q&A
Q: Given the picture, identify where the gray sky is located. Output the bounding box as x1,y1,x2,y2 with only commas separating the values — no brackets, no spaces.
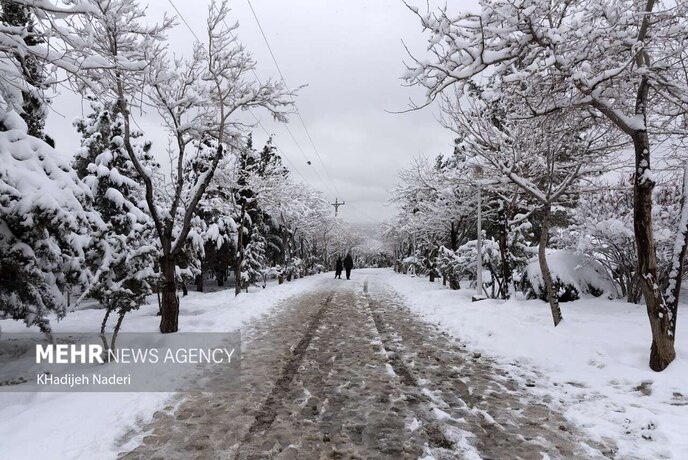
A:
45,0,480,224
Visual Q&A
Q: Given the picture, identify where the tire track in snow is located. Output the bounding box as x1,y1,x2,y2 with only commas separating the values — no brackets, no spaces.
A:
363,278,455,452
365,276,616,459
242,292,334,440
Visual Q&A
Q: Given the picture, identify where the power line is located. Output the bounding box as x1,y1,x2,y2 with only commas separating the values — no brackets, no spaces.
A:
245,0,342,198
166,0,200,42
167,0,349,206
210,5,331,193
247,111,311,184
344,203,381,224
294,111,342,196
166,0,320,188
241,1,382,224
281,122,339,197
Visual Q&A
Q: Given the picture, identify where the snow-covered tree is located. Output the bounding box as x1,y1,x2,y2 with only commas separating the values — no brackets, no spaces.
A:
0,0,104,117
390,151,476,253
247,138,334,282
0,1,48,140
76,0,294,332
445,93,614,325
73,100,157,344
0,1,108,333
560,177,686,305
194,139,239,289
0,111,100,332
240,227,266,290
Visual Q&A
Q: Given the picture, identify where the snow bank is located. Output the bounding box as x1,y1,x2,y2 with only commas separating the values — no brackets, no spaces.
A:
382,269,688,459
0,274,331,460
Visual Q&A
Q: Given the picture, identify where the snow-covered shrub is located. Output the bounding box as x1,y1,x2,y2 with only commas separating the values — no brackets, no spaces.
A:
308,263,325,275
401,250,427,276
260,266,282,288
456,237,504,297
524,251,614,302
283,257,303,281
436,239,504,293
436,246,463,289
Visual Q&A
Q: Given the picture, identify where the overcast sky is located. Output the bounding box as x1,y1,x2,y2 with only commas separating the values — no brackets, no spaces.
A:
45,0,480,225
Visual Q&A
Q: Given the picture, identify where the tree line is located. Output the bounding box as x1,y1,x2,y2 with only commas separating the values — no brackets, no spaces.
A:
0,0,356,342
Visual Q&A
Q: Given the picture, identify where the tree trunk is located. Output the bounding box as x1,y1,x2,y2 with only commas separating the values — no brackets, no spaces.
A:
664,162,688,341
156,285,162,316
196,274,204,292
159,255,179,333
632,131,675,371
234,205,246,297
281,226,289,266
628,273,642,304
498,202,513,299
110,310,126,353
100,307,112,335
449,275,460,290
538,205,563,326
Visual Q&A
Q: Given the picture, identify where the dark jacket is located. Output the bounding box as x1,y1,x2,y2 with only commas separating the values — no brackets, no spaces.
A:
343,254,354,270
335,258,343,273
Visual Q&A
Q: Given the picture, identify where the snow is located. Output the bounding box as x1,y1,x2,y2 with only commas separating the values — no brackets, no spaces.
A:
0,274,331,460
383,269,688,459
525,250,616,298
0,111,92,219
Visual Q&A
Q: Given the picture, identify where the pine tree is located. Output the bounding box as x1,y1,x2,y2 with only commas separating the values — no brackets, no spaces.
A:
194,139,239,288
0,111,99,333
232,136,260,294
74,101,157,341
0,1,49,141
254,137,288,268
240,225,267,291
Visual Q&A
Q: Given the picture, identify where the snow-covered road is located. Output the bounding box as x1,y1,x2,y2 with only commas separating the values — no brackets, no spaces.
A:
121,270,612,459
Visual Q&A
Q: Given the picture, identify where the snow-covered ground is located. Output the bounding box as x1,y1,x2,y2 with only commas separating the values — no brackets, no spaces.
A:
3,269,687,459
0,274,331,460
384,269,688,460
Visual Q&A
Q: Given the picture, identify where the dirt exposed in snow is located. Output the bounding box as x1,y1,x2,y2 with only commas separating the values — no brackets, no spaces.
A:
119,275,615,459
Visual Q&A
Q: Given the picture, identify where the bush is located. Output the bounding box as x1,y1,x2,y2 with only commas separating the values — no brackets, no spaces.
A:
523,251,614,303
401,250,427,276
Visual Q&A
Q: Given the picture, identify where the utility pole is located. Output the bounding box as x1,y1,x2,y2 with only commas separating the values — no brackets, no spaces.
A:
331,198,345,217
472,165,485,302
475,181,483,299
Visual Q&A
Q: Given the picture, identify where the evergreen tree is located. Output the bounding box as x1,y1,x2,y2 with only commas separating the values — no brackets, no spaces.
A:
74,101,157,339
194,139,239,288
240,225,267,291
0,1,49,141
0,111,99,333
254,137,288,267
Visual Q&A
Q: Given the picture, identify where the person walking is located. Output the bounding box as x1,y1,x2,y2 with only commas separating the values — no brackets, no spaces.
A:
344,252,354,280
335,256,343,279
